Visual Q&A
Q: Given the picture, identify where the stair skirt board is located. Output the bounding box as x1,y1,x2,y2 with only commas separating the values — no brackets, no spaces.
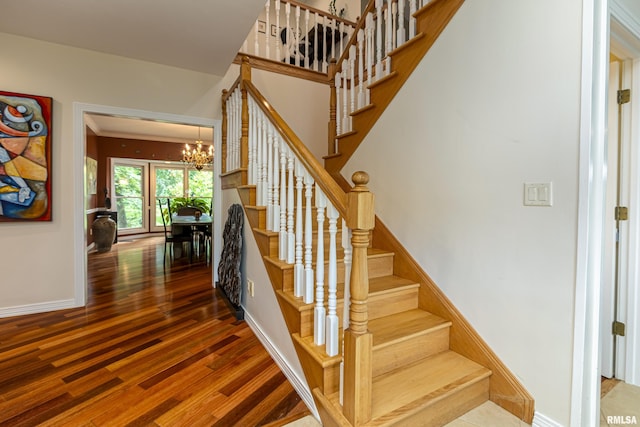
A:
243,309,320,421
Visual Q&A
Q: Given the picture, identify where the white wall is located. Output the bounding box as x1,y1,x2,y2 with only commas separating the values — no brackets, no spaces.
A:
0,32,225,313
344,1,582,424
251,68,330,161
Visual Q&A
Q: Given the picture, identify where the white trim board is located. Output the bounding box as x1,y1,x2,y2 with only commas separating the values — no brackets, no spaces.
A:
0,299,76,318
571,0,609,426
72,102,220,308
533,411,564,427
243,309,320,421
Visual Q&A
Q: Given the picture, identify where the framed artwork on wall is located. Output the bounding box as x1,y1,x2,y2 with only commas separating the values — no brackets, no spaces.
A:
0,90,53,222
86,157,97,195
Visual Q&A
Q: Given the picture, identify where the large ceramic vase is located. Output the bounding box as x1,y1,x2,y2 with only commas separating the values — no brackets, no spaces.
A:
92,215,117,253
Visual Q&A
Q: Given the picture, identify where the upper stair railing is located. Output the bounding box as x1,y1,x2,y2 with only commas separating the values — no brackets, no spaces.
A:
222,58,375,425
240,0,357,75
329,0,431,153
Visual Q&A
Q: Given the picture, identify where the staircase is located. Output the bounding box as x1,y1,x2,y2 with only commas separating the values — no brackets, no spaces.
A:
221,0,534,425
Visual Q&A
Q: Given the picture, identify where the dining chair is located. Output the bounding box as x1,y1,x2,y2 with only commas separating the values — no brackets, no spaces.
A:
159,199,192,264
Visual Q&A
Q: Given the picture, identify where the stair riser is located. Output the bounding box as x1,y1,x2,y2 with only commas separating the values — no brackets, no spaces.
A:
245,206,266,229
373,327,450,377
238,186,256,206
267,251,395,293
298,287,419,338
292,337,341,395
257,231,345,258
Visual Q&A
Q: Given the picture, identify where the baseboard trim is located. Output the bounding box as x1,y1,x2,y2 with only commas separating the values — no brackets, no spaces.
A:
533,411,563,427
243,309,320,420
0,299,77,318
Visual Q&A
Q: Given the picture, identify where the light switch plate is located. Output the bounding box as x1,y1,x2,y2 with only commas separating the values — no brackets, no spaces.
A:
524,183,552,207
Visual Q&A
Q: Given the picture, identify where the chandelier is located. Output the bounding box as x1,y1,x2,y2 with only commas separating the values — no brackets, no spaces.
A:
182,127,213,171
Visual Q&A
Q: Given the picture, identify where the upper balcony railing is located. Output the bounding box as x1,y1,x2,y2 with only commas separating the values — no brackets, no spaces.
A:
240,0,357,75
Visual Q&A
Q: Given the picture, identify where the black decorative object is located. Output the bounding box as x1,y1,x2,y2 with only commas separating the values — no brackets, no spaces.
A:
104,187,111,210
217,204,244,319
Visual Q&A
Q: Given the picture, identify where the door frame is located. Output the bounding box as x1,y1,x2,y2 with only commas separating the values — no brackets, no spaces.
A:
72,102,221,306
609,0,640,387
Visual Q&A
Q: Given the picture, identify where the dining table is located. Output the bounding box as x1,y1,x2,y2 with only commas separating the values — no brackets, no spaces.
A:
171,213,212,258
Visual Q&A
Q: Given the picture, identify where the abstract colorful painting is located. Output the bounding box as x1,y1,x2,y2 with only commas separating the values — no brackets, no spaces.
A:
0,91,52,221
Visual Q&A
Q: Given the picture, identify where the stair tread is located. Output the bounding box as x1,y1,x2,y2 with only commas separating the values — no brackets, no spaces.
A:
330,351,490,421
370,351,491,420
369,309,451,348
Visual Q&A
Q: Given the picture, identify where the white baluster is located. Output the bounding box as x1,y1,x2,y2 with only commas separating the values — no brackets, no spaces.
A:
260,114,268,206
251,101,258,185
385,2,393,75
279,141,287,259
303,172,315,304
285,3,291,63
276,0,282,61
341,62,349,132
335,71,342,136
266,123,274,229
409,0,416,39
357,29,365,110
287,149,295,264
397,0,406,45
366,12,374,105
314,186,327,346
265,0,271,59
349,44,356,124
340,21,346,59
392,0,397,51
294,159,305,297
322,15,328,73
256,108,264,205
272,132,281,233
314,13,319,72
330,18,336,62
325,202,340,356
304,9,310,69
242,39,248,53
248,98,255,185
375,0,383,81
295,5,301,67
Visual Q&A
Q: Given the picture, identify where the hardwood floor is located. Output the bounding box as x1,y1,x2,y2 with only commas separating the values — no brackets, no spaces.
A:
0,236,310,426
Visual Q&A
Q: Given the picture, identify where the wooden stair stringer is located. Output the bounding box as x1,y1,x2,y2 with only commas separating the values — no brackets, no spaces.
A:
370,216,535,423
324,0,467,176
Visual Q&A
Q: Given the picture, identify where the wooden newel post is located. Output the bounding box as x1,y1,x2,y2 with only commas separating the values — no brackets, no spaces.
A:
240,57,251,171
343,171,374,426
221,89,228,174
328,58,337,156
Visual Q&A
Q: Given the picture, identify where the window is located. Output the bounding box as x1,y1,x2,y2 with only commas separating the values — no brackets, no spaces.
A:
112,161,148,234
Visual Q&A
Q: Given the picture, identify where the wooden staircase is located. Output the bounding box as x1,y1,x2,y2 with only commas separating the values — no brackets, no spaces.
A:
324,0,467,183
237,182,494,426
222,0,534,424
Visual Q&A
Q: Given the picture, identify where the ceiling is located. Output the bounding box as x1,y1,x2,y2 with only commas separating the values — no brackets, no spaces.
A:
0,0,266,142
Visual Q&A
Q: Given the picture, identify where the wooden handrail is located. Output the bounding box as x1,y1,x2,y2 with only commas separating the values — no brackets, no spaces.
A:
222,76,241,103
243,79,348,216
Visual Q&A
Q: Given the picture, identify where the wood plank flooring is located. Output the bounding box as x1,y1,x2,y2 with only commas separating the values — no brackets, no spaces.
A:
0,236,310,426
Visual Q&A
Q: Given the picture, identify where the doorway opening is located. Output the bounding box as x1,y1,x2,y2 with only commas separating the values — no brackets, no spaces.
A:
73,103,221,307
